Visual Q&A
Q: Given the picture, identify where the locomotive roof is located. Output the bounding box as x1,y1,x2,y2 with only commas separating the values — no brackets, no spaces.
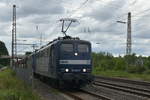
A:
54,36,90,43
16,36,91,62
26,36,91,57
39,36,89,48
58,39,90,43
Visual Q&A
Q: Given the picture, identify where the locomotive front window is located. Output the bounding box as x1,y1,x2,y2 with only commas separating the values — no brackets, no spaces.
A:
61,43,73,52
78,44,89,53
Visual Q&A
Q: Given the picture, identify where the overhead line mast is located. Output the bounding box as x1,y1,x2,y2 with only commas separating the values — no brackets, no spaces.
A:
11,4,17,67
117,12,132,55
126,12,132,55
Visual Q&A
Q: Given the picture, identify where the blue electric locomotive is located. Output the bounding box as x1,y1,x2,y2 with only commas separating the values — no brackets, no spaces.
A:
28,36,93,88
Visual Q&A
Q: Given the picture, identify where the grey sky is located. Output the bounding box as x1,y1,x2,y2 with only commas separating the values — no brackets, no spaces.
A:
0,0,150,56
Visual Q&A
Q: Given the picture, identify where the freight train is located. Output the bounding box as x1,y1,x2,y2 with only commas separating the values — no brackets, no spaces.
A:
17,36,93,88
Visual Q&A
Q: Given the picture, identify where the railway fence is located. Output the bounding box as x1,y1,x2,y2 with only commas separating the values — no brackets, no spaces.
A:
15,66,33,86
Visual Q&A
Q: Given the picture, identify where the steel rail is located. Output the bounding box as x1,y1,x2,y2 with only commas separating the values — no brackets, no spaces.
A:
63,92,84,100
94,81,150,98
63,89,112,100
95,80,150,93
80,89,112,100
95,76,150,87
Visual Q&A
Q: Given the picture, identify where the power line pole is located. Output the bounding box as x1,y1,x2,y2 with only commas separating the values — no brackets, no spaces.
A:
11,4,17,68
36,25,43,46
126,12,132,55
117,12,132,55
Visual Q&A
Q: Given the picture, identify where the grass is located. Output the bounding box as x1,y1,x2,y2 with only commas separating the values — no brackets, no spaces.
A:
93,67,150,82
0,68,41,100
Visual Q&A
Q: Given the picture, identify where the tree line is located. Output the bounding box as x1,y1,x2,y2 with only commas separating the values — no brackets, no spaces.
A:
0,41,9,67
92,52,150,74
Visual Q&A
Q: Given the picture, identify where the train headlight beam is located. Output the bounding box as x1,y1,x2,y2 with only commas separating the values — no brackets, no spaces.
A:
65,68,69,72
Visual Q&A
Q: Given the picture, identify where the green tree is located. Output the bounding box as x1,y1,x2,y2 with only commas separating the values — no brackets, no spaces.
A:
92,52,149,74
114,57,127,71
0,41,9,66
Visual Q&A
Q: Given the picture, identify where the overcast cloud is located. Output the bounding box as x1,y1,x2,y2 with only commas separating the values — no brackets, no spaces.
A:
0,0,150,56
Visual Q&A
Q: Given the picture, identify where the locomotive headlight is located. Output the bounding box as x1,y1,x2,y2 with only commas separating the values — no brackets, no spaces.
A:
83,68,86,72
65,68,69,72
75,53,78,56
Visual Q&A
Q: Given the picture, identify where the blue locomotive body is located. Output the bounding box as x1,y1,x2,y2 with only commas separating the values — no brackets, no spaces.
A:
26,37,93,87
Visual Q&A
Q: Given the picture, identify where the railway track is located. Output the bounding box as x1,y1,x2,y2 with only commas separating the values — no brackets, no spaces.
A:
34,75,150,100
80,89,112,100
95,76,150,88
63,89,112,100
94,76,150,99
34,77,112,100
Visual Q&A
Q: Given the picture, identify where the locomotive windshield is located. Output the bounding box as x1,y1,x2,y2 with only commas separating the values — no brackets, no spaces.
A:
78,44,89,53
61,43,73,52
61,43,89,53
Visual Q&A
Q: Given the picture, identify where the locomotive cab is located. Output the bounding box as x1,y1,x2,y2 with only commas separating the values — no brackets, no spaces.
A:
57,39,93,87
